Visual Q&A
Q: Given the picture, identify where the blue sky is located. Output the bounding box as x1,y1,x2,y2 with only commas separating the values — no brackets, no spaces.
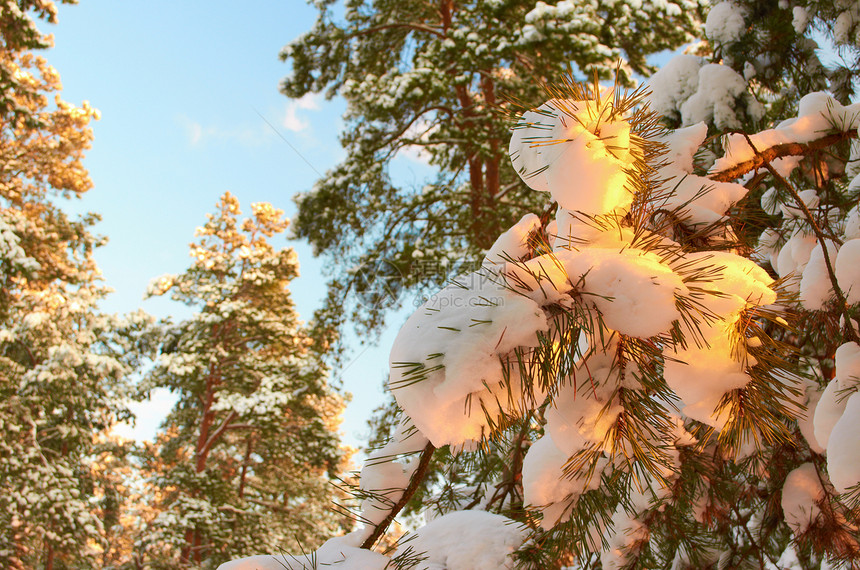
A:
47,0,403,449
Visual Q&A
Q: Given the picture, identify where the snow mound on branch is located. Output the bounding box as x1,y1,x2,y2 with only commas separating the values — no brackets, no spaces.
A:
777,231,817,294
654,123,748,226
522,339,684,532
522,432,608,529
509,97,638,216
835,341,860,389
705,2,747,45
389,268,548,448
601,506,647,569
836,239,860,304
827,392,860,494
711,92,860,175
663,252,776,427
664,332,751,427
647,55,703,120
844,204,860,240
484,213,541,268
358,418,430,541
793,6,811,34
649,56,761,130
798,380,826,454
681,64,752,130
505,246,686,338
800,240,839,310
814,378,848,450
601,490,655,570
217,533,389,570
545,344,626,456
393,510,528,569
781,463,824,534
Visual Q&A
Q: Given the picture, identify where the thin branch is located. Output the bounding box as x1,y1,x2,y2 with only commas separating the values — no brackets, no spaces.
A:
738,132,860,344
224,423,258,431
493,180,522,201
360,441,436,550
347,22,445,39
710,130,858,182
247,498,292,513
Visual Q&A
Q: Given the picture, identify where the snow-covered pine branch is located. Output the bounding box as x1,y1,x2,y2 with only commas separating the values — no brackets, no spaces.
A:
220,71,860,568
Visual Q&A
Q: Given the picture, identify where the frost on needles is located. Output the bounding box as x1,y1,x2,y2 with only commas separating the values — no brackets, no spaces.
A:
221,78,860,569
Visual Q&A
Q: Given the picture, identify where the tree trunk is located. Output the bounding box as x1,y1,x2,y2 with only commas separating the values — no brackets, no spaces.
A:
45,541,54,570
181,362,219,565
195,371,218,474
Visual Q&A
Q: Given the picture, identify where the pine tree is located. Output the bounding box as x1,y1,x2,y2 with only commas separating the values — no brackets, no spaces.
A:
220,12,860,564
138,193,351,568
0,3,151,568
283,0,707,338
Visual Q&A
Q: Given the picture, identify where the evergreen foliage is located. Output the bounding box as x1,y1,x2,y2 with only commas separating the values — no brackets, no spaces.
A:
283,0,707,339
0,3,151,567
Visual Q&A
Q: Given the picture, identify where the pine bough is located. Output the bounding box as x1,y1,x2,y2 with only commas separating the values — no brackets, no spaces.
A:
221,77,860,570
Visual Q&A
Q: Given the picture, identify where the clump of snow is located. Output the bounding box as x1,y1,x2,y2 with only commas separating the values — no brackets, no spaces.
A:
760,187,780,216
814,378,848,450
217,534,388,570
545,340,626,456
800,241,839,310
681,64,755,130
705,2,747,45
792,6,811,34
843,204,860,240
601,503,648,569
663,252,776,427
602,473,682,568
650,55,764,131
484,213,541,268
777,231,818,294
358,419,430,540
780,189,819,219
508,102,556,194
522,432,608,529
833,2,860,45
389,267,548,448
506,246,686,338
835,341,860,389
509,96,639,216
393,510,528,569
827,392,860,494
654,123,748,227
836,239,860,303
647,55,703,121
797,379,825,454
781,463,824,534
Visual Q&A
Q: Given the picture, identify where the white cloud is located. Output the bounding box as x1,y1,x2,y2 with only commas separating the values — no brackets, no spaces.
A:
178,115,271,148
177,93,323,148
398,118,438,165
283,93,321,132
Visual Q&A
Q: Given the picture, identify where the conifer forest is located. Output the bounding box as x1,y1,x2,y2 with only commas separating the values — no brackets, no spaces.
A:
3,1,860,568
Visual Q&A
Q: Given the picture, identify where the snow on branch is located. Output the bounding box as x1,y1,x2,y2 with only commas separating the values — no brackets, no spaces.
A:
710,92,860,182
